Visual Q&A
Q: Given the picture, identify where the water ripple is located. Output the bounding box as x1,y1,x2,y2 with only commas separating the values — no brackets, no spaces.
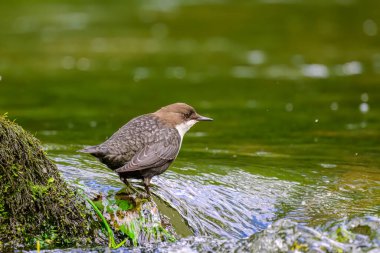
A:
50,152,379,242
154,168,299,239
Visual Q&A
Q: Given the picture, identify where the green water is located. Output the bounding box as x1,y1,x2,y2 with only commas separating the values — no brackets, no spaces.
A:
1,0,380,249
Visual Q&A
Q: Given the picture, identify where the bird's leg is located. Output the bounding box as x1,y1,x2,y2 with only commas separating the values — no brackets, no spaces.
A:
143,177,152,195
119,175,137,194
119,175,130,186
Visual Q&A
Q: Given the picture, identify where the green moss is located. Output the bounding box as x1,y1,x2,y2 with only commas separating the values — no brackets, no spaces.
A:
115,199,133,211
291,241,309,252
30,184,49,199
350,225,371,236
0,115,102,250
29,176,57,200
334,227,353,243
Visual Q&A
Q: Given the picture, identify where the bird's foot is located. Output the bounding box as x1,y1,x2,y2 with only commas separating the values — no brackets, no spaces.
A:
119,176,139,194
137,191,151,200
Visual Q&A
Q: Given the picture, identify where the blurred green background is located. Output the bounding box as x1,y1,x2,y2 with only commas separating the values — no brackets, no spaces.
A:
1,0,379,143
0,0,379,242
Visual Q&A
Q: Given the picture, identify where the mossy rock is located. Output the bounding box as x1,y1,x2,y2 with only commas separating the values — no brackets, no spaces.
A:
0,115,101,251
90,189,177,248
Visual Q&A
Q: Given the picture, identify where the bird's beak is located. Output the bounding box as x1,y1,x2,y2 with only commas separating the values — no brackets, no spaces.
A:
195,114,213,121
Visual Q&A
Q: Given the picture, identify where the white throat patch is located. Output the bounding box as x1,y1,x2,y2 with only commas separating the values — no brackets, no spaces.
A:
175,119,197,138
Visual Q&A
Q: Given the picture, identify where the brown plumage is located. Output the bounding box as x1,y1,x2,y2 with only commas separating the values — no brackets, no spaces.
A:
79,103,212,194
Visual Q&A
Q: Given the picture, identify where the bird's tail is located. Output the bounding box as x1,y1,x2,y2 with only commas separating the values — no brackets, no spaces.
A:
78,145,99,154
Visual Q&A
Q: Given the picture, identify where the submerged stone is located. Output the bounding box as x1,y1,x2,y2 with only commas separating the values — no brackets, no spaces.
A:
0,115,102,250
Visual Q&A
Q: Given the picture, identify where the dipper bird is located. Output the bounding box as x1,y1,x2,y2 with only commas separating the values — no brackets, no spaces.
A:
79,103,212,194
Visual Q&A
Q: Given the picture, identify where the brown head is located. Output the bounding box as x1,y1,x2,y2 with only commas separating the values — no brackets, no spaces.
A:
153,103,212,129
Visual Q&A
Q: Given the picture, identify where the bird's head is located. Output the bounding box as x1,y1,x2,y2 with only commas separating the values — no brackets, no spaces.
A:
153,102,212,136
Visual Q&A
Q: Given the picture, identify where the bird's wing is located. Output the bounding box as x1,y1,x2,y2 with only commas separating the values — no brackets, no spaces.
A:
115,128,181,173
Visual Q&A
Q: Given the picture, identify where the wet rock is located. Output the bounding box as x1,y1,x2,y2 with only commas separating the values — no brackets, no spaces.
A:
131,216,380,253
91,189,177,247
240,216,380,252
